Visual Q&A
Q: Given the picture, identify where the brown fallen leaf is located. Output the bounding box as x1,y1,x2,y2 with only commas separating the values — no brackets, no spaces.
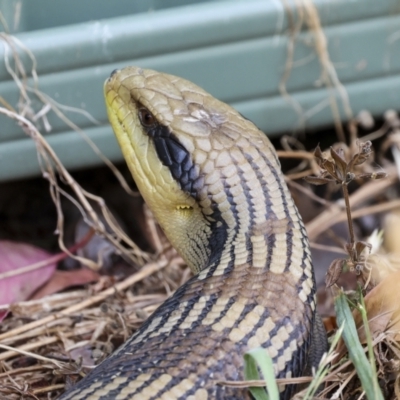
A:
322,315,337,334
354,270,400,343
384,209,400,256
359,210,400,286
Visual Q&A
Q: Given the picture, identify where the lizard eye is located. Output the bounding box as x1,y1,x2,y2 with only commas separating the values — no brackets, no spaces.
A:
138,107,157,128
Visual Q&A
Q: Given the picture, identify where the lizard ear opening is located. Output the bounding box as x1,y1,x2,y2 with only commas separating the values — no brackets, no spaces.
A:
176,205,193,211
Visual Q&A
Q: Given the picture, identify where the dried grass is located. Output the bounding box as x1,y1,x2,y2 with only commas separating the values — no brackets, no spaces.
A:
0,257,186,399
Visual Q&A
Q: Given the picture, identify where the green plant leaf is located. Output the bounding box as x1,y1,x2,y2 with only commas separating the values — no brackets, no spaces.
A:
244,347,279,400
334,290,384,400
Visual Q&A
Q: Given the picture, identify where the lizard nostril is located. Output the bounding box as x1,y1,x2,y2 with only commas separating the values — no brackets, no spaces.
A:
110,69,119,78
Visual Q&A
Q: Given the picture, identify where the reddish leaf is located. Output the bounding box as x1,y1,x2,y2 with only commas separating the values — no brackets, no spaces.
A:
0,241,56,320
31,269,100,300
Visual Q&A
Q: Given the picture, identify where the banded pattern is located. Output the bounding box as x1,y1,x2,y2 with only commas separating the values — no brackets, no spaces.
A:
60,67,325,400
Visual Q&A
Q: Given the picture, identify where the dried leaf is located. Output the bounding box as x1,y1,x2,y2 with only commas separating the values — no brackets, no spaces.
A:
330,147,348,179
314,145,324,165
355,241,371,258
0,241,56,321
351,140,372,168
326,258,346,288
348,153,360,171
321,159,338,180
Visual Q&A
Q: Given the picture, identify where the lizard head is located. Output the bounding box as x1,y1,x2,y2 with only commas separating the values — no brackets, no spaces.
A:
104,67,275,273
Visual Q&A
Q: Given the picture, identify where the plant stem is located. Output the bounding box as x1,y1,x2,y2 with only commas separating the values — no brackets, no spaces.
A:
342,182,355,245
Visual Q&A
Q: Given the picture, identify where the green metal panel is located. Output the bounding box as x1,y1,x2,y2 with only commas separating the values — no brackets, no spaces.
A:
0,0,400,181
0,0,215,33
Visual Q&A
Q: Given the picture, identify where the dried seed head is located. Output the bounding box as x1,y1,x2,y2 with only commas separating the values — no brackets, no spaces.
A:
349,140,372,167
355,264,363,274
322,159,338,179
384,109,399,125
360,140,372,154
356,110,374,129
345,172,355,183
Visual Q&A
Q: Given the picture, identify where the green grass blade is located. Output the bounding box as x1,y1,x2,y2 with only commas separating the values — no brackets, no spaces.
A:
300,323,344,399
335,290,384,400
358,288,379,383
244,347,279,400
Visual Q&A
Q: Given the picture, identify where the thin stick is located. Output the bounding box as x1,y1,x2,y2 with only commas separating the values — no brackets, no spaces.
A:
350,199,400,220
309,242,346,254
276,150,315,159
0,344,64,368
286,178,331,206
0,365,44,378
285,169,314,180
33,384,65,395
0,290,87,311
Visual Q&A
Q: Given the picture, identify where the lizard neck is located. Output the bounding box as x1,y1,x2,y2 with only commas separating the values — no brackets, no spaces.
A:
197,144,313,284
